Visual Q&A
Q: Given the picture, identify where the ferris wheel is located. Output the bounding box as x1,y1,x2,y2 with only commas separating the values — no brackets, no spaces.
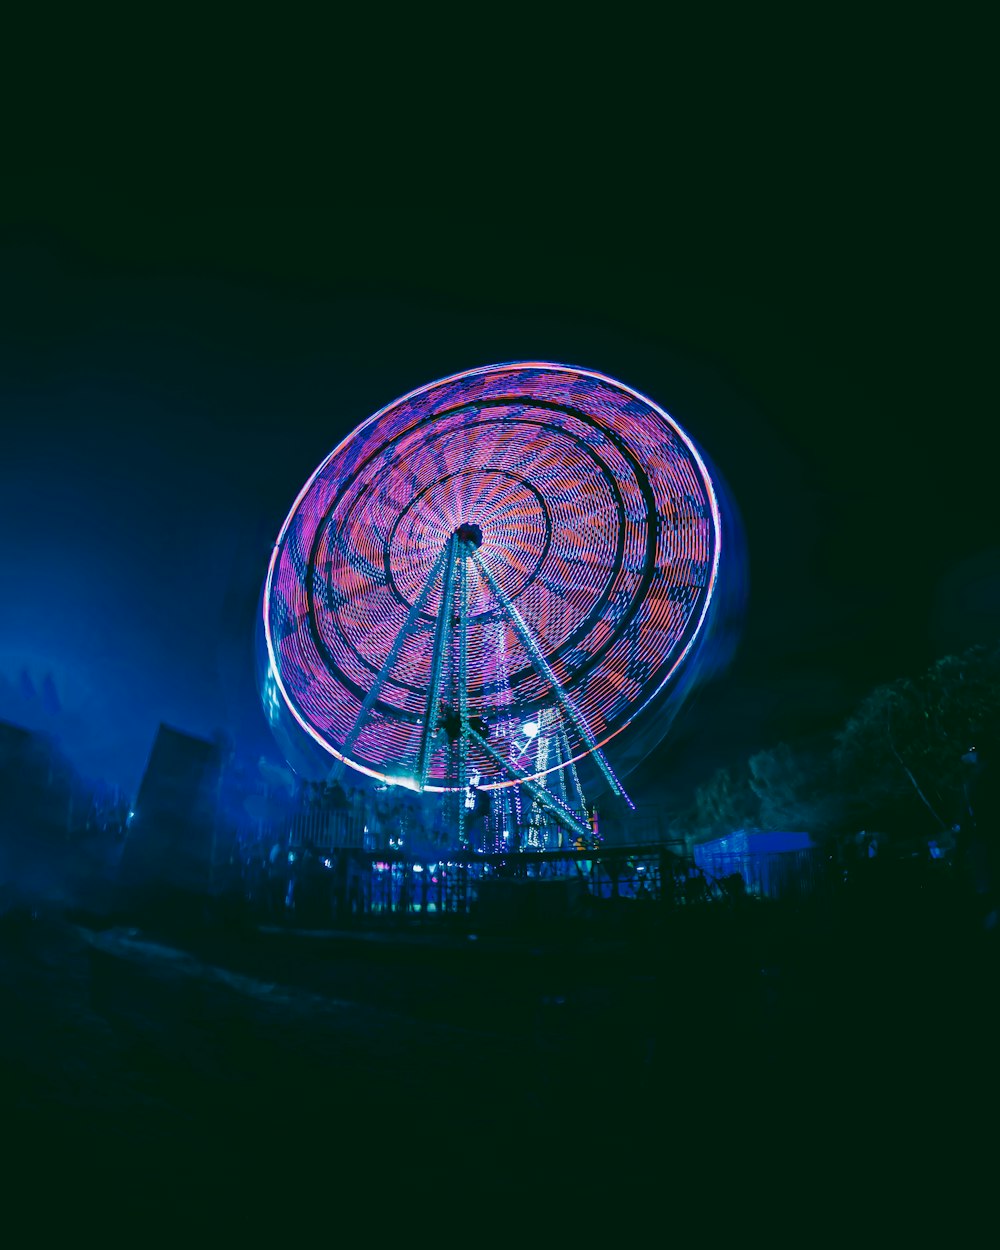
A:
261,362,723,847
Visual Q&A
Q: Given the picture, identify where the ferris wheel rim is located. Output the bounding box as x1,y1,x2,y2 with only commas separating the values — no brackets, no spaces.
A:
263,361,723,792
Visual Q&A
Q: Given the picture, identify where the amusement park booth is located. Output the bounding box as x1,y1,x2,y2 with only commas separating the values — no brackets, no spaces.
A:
693,830,820,900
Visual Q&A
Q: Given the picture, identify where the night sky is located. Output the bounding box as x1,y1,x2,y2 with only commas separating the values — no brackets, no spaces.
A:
2,93,993,810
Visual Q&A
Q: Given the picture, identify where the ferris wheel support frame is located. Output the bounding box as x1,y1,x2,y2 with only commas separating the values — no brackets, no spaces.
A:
469,545,633,807
417,533,458,790
466,725,592,845
338,542,452,766
457,546,471,847
331,528,633,831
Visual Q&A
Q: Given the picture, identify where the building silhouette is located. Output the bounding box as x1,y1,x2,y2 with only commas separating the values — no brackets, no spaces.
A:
119,723,223,894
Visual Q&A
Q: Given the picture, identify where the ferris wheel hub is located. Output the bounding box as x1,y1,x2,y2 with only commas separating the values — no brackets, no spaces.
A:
454,522,483,549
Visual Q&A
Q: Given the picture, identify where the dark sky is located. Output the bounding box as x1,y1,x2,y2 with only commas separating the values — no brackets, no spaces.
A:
1,72,993,806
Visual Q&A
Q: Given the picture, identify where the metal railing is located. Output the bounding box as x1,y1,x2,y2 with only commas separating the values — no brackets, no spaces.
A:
243,842,739,927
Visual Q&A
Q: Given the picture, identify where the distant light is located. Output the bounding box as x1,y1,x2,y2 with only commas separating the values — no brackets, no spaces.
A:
388,774,421,792
522,721,539,739
413,863,423,872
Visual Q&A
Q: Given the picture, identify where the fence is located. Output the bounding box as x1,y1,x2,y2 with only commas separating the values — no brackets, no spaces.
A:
254,842,740,927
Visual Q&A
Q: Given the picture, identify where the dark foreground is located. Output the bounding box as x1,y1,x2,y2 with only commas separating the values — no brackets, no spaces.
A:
2,872,998,1194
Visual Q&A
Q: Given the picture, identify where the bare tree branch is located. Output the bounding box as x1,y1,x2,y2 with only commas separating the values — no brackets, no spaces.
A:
887,705,945,828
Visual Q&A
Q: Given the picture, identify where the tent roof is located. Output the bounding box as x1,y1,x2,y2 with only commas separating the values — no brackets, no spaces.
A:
695,830,815,857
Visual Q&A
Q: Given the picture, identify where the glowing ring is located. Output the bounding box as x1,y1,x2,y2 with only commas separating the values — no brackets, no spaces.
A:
263,362,722,789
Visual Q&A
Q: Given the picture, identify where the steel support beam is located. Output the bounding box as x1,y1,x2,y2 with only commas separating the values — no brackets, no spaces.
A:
417,535,458,789
470,548,631,803
341,542,450,763
467,726,592,845
457,541,470,846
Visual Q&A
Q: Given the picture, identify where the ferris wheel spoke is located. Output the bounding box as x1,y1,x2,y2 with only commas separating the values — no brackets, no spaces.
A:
416,534,458,789
549,720,572,811
463,471,504,519
469,547,630,803
486,495,544,528
341,542,450,761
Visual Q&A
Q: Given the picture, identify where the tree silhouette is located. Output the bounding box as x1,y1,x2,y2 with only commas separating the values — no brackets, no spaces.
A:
748,741,844,836
693,763,758,836
834,639,1000,836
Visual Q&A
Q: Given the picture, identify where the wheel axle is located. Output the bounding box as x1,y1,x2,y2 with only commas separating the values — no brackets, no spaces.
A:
455,522,483,549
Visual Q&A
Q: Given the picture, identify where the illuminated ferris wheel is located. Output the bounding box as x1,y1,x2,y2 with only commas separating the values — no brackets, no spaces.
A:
262,362,723,847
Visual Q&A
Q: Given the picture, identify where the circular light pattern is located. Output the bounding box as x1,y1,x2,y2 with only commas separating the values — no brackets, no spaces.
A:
263,362,722,790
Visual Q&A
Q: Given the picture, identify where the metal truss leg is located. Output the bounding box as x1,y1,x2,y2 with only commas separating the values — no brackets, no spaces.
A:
457,543,470,847
417,534,458,788
467,726,592,846
470,548,632,805
341,542,451,763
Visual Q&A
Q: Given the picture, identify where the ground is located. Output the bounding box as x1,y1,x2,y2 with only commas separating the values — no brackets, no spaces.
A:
3,871,997,1203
